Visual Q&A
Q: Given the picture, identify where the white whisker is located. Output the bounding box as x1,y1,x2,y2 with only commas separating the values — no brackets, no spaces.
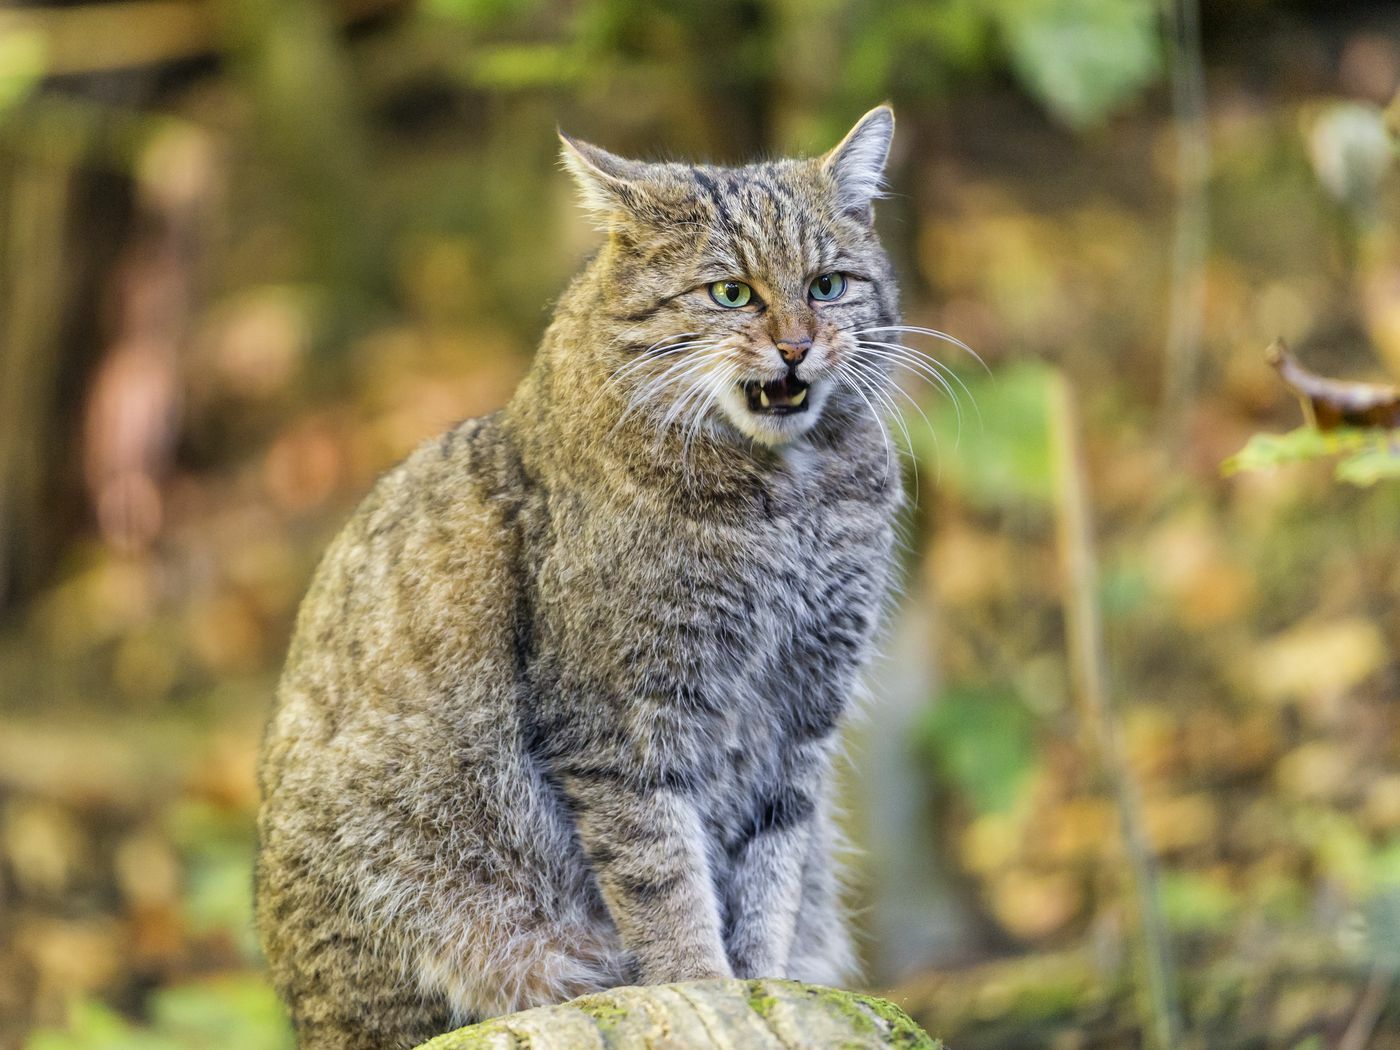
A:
845,359,915,460
605,337,714,389
853,324,990,374
636,348,731,411
617,344,731,428
830,360,892,484
842,356,940,493
852,342,974,440
681,363,737,478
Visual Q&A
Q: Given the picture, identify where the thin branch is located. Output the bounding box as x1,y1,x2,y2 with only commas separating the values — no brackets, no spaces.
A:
1338,964,1394,1050
1158,0,1211,445
1050,373,1182,1050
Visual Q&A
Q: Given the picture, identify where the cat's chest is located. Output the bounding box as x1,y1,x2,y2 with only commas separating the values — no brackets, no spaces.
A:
529,457,893,681
702,469,891,671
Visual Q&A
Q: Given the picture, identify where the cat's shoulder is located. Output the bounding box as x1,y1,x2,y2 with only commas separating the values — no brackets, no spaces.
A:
313,411,530,585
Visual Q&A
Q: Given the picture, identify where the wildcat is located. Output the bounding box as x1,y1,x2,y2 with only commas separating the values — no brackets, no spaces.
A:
256,105,905,1049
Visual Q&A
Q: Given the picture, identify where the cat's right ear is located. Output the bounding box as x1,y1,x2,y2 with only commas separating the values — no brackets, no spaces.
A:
558,131,645,231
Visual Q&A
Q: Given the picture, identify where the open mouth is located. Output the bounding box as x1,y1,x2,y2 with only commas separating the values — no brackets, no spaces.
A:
743,375,809,415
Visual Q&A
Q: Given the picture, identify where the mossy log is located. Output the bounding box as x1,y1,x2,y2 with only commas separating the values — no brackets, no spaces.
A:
414,979,940,1050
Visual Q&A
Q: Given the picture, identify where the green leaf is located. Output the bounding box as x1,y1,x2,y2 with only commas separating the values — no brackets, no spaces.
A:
1160,871,1240,932
913,360,1055,509
422,0,542,28
1223,426,1400,486
1336,443,1400,486
1222,427,1348,473
921,683,1038,814
151,977,294,1048
463,44,585,89
26,1000,182,1050
992,0,1160,128
0,27,45,116
27,979,292,1050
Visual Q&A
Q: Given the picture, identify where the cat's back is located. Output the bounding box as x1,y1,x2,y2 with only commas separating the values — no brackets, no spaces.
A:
260,411,530,790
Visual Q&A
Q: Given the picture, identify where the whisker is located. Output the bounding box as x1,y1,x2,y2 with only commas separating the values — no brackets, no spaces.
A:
843,357,940,494
605,337,714,388
657,362,729,473
853,340,982,436
603,326,700,366
846,358,916,460
830,360,892,484
842,359,925,504
635,348,733,412
852,342,972,440
853,324,991,374
613,347,728,436
624,344,728,409
655,347,735,434
853,328,987,438
682,363,737,478
853,338,970,395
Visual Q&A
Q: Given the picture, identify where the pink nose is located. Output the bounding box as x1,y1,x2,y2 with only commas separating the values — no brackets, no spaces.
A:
776,338,811,364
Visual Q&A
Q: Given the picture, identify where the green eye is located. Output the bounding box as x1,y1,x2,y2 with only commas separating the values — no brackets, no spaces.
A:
709,280,753,308
809,272,847,301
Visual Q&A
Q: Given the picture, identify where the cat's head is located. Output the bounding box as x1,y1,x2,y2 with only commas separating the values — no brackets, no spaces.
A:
561,107,900,448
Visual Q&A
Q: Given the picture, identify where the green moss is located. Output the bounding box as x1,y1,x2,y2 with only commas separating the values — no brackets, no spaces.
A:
741,980,940,1050
743,979,781,1019
844,992,941,1050
576,997,631,1034
812,987,881,1038
415,1018,512,1050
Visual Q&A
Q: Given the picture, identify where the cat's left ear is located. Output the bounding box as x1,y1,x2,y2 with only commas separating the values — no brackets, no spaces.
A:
558,131,648,231
820,105,895,222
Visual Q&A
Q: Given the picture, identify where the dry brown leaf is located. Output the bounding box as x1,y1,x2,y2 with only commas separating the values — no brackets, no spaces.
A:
1268,338,1400,430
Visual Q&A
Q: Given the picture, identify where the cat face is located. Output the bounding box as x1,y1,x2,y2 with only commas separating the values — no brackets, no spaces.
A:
563,107,900,448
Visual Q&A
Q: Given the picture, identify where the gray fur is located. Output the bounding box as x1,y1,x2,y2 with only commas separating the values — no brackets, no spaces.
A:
256,106,904,1050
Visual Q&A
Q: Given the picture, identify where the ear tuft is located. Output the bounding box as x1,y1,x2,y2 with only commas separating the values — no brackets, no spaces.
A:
558,131,642,231
821,105,895,221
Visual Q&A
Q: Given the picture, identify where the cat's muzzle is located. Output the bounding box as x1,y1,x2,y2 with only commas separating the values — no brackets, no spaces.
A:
743,375,809,416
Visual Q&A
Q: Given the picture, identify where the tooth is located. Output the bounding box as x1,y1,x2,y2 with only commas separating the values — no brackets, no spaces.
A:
759,389,770,407
791,388,807,405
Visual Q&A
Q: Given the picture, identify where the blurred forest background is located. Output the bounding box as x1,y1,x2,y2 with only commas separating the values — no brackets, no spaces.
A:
1,0,1399,1047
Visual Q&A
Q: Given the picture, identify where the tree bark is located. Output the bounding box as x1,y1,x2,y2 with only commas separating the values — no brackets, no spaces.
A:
413,979,939,1050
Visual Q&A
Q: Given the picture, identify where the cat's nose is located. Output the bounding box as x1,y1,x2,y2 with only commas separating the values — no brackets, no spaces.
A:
776,337,812,364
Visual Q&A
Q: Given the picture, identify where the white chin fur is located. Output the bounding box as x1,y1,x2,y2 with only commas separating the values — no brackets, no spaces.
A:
717,382,829,446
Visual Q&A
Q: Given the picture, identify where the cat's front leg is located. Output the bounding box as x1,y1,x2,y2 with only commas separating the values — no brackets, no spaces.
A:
559,766,732,984
723,761,825,978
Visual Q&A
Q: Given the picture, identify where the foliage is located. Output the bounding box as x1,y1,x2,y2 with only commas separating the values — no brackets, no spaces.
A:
913,360,1056,509
427,0,1163,129
921,683,1038,815
992,0,1160,129
1223,427,1400,486
0,27,44,116
26,978,292,1050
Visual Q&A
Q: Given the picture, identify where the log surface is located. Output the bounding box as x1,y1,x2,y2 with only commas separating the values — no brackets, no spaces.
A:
413,978,940,1050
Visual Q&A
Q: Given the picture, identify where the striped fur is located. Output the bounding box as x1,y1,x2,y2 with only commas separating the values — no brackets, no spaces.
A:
255,106,903,1049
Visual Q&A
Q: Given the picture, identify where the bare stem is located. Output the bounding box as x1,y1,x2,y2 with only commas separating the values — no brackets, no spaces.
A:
1338,964,1394,1050
1050,373,1182,1050
1159,0,1211,446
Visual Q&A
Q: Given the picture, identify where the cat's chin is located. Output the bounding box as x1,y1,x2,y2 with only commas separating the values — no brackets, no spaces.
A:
717,380,830,447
